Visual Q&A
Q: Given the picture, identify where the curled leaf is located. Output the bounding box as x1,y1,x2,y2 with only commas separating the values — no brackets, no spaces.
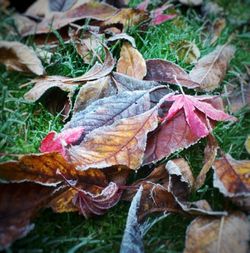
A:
0,41,45,75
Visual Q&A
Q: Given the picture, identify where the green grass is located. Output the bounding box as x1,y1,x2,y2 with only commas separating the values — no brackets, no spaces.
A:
1,0,250,252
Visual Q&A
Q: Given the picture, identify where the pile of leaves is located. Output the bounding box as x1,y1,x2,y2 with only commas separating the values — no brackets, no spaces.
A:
0,0,249,252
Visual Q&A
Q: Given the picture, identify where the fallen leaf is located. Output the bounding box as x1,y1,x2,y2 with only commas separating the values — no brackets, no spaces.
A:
174,40,200,64
25,0,50,17
107,33,136,48
0,152,107,186
202,1,224,16
23,2,118,36
144,95,235,164
195,134,218,189
0,183,56,250
184,212,250,253
0,41,45,75
213,154,250,197
24,75,78,118
245,136,250,154
224,81,250,113
210,18,226,44
117,42,147,80
49,0,78,12
144,59,199,88
68,46,115,82
68,107,159,170
189,45,235,91
39,127,85,157
112,72,160,92
136,0,149,11
150,3,176,25
178,0,203,6
101,8,149,30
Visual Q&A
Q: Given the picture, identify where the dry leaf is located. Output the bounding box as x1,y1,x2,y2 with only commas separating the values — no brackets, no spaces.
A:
0,41,44,75
107,33,136,48
213,154,250,198
189,45,235,91
184,212,250,253
195,134,218,189
117,42,147,80
68,107,159,170
210,18,226,44
175,40,200,64
0,183,56,250
145,59,199,88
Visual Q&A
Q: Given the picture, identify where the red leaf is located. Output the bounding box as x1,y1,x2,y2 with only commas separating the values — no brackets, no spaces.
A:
151,14,176,25
164,94,236,138
39,127,84,157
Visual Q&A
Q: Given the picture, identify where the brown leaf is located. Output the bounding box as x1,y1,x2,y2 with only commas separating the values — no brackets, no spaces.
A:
224,81,250,113
68,107,159,170
24,75,78,117
0,41,45,75
101,8,149,29
112,72,160,92
0,152,107,187
72,76,116,113
144,59,199,88
107,33,136,48
0,183,56,249
184,212,250,253
213,154,250,197
195,134,218,189
23,2,118,36
210,18,226,44
189,45,235,91
117,42,147,80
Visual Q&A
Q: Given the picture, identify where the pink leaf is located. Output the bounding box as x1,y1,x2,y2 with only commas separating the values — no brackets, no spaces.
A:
39,127,84,157
137,0,150,11
151,14,176,25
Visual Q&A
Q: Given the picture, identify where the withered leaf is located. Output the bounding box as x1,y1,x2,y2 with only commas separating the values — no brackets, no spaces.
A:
23,2,118,36
213,154,250,197
0,41,45,75
117,42,147,80
66,90,151,135
0,183,55,250
189,45,235,91
68,107,159,170
144,59,199,88
195,134,218,189
178,0,203,6
49,0,78,12
210,18,226,45
24,75,78,118
101,8,149,29
107,33,136,48
68,46,115,82
112,72,160,92
72,76,116,113
0,152,107,187
184,212,250,253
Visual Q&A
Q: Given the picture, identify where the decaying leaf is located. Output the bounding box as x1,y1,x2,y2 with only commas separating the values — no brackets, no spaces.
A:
23,2,118,36
0,152,107,187
72,76,116,113
213,154,250,198
117,42,147,79
184,212,250,253
39,127,85,157
175,40,200,64
107,33,136,48
0,183,56,250
0,41,44,75
224,81,250,113
144,59,199,88
195,134,218,189
210,18,226,44
101,8,149,29
189,45,235,91
144,95,235,164
150,3,176,25
68,107,159,170
24,75,78,118
245,135,250,154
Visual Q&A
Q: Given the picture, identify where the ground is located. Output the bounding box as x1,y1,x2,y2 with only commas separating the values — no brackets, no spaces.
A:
0,0,250,252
